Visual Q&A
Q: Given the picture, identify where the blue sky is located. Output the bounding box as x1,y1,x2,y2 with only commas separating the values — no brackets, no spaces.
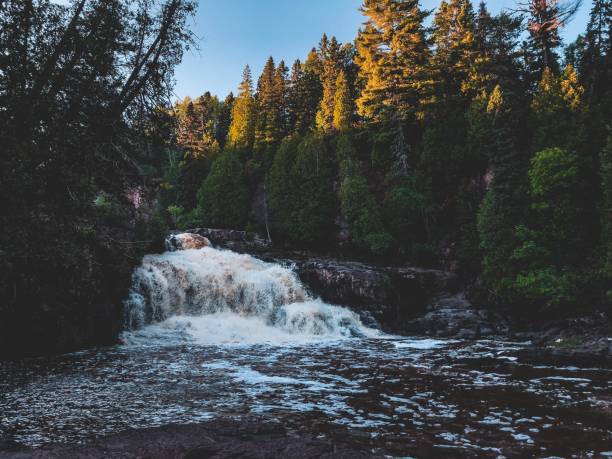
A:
174,0,593,100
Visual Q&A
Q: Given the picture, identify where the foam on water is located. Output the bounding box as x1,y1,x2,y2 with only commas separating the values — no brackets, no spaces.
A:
122,244,379,345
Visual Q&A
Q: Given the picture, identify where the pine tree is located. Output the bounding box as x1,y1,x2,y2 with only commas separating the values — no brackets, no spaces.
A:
287,53,323,134
420,1,482,228
521,0,582,77
316,36,343,132
175,97,205,157
267,135,336,244
254,57,277,149
216,92,235,149
194,91,221,157
530,65,584,152
333,70,353,131
356,0,431,124
196,151,250,229
580,0,611,93
273,60,289,138
579,0,612,159
287,60,306,134
474,3,524,99
478,85,530,296
431,0,482,102
228,65,256,150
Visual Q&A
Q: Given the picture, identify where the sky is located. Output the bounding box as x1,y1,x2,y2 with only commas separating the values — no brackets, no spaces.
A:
175,0,594,100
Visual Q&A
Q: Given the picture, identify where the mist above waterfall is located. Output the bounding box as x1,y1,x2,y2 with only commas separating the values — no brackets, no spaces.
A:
122,246,378,345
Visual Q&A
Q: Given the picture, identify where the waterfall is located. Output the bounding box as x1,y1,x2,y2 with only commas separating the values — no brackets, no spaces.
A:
122,237,378,345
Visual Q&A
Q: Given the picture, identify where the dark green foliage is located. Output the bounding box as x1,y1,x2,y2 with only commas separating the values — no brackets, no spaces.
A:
382,176,431,253
196,151,250,229
477,86,530,297
510,148,593,309
0,0,196,357
267,137,299,235
601,130,612,302
267,135,336,246
340,172,392,255
176,157,212,212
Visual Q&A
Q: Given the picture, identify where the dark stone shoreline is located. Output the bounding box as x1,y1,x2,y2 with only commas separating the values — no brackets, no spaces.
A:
0,419,379,459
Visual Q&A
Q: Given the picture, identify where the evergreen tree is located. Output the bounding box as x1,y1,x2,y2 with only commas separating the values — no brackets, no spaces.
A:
267,137,300,236
273,60,290,138
530,65,584,152
228,65,256,149
337,136,392,254
287,54,323,134
216,92,235,149
474,4,525,100
478,85,530,296
176,98,206,157
316,36,343,132
268,135,336,244
340,173,393,255
579,0,612,160
356,0,431,124
196,151,250,229
521,0,582,76
431,0,481,100
254,57,278,149
511,147,589,309
333,70,353,131
580,0,611,94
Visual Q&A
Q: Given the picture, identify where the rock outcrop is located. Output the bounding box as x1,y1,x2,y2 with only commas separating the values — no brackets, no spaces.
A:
287,258,454,333
166,233,211,251
406,292,508,339
183,228,273,253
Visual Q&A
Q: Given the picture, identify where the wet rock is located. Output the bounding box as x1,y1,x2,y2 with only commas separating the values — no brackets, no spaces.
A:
166,233,211,251
276,257,495,338
183,228,273,253
405,293,506,338
0,419,380,459
517,337,612,368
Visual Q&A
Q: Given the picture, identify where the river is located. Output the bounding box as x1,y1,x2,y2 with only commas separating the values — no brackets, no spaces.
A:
0,244,610,457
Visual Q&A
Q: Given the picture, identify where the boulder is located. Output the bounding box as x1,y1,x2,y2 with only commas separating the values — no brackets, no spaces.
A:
166,233,211,251
287,258,505,338
405,293,506,338
185,228,272,253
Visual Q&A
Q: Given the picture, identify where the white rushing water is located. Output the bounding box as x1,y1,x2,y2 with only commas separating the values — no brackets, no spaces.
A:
122,242,379,345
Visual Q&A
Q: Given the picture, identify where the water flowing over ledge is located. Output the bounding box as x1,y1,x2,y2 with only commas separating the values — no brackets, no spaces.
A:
122,244,380,345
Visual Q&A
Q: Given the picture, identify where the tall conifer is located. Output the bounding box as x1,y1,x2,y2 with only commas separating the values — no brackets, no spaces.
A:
333,70,353,131
228,65,256,149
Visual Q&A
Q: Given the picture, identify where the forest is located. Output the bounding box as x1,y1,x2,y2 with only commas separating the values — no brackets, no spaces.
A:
0,0,611,358
163,0,611,318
